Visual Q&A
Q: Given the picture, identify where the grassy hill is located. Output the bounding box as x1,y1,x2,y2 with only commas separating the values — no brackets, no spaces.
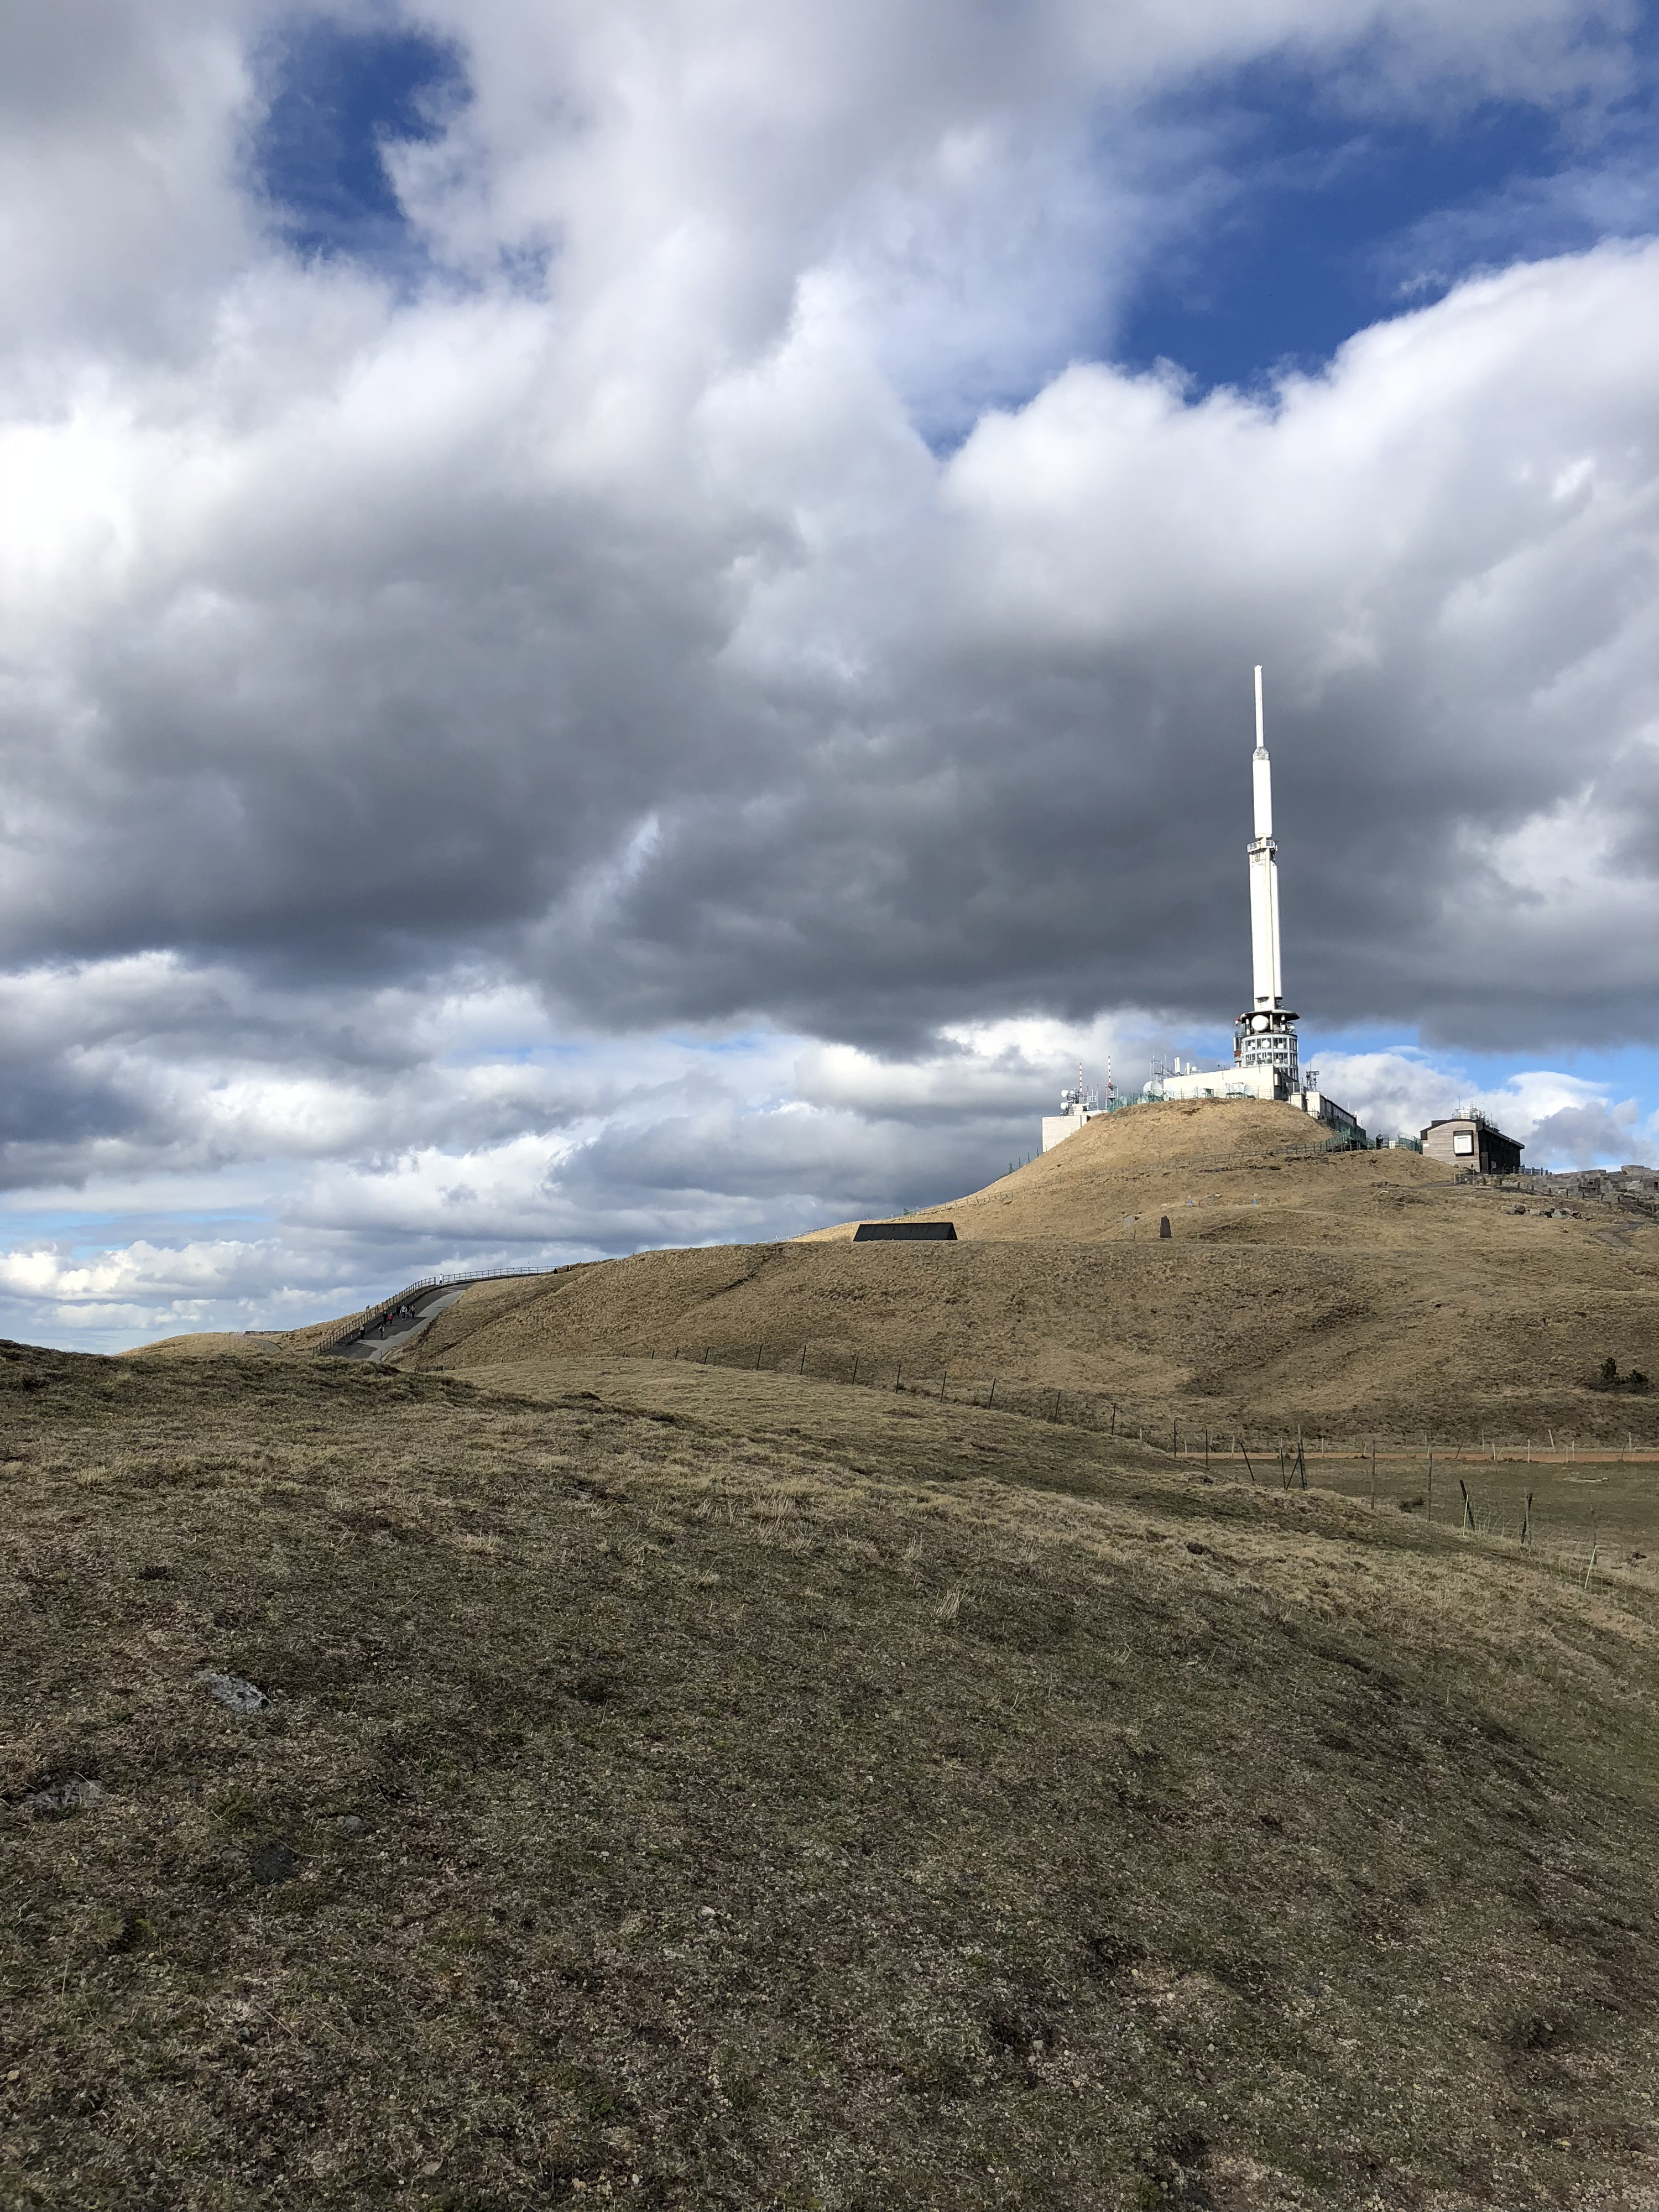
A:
21,1097,1659,2204
194,1097,1657,1448
7,1334,1659,2208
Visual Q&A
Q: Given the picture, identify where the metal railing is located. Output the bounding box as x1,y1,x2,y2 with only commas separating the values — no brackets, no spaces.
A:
1280,1129,1371,1158
315,1266,572,1352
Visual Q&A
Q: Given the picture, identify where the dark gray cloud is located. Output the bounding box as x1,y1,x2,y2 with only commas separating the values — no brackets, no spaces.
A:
7,252,1656,1051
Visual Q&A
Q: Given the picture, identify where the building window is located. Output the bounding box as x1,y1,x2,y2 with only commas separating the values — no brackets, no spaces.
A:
1453,1131,1474,1155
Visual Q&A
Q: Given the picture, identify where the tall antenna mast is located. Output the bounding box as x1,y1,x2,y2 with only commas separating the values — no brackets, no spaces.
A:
1234,664,1300,1092
1248,665,1281,1009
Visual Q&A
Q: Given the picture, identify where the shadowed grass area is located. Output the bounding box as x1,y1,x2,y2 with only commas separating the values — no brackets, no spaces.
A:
4,1338,1659,2208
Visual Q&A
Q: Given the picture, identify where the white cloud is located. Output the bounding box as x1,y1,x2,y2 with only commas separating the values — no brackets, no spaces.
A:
1317,1046,1656,1165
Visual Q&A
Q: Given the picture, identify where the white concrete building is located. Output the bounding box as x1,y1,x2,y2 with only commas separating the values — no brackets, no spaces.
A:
1041,1078,1104,1154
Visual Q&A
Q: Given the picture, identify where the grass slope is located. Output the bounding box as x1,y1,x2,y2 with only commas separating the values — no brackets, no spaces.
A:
6,1337,1659,2208
312,1100,1659,1447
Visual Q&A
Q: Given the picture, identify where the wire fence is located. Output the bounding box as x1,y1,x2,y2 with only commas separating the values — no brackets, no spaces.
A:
645,1341,1657,1594
651,1340,1658,1459
307,1276,1656,1597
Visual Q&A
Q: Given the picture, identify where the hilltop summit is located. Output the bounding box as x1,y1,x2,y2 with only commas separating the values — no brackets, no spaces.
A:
802,1095,1448,1247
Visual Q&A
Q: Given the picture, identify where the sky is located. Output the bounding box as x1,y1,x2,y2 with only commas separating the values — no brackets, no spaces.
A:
3,0,1657,1352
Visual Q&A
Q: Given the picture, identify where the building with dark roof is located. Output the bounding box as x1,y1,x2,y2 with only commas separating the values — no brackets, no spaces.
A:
1420,1110,1523,1177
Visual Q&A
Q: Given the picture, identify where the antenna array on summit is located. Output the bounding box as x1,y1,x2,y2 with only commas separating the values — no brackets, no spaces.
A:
1154,669,1363,1141
1234,663,1298,1089
1039,667,1366,1154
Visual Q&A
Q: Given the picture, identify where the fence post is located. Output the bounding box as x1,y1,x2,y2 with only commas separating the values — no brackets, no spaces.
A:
895,1362,902,1393
987,1378,997,1407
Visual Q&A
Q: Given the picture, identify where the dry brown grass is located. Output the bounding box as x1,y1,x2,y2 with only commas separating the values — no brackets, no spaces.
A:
142,1100,1659,1451
801,1095,1458,1245
349,1098,1658,1447
7,1335,1659,2207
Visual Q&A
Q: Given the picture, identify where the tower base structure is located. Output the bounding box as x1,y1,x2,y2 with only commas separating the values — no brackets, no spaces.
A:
1234,1005,1300,1087
1154,1007,1364,1140
1156,1057,1361,1139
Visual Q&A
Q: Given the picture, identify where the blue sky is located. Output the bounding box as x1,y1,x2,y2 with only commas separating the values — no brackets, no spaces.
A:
253,22,465,268
247,15,1659,396
4,1,1656,1347
1123,30,1656,375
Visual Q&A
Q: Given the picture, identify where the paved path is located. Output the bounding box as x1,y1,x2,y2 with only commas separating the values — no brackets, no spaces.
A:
330,1284,469,1363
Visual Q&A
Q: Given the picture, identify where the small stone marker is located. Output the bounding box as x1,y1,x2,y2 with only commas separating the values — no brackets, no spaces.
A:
1159,1216,1172,1238
25,1777,104,1818
251,1840,299,1886
197,1671,270,1714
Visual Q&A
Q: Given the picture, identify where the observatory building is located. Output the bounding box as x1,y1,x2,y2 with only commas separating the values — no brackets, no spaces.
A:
1420,1111,1524,1176
1042,669,1363,1152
